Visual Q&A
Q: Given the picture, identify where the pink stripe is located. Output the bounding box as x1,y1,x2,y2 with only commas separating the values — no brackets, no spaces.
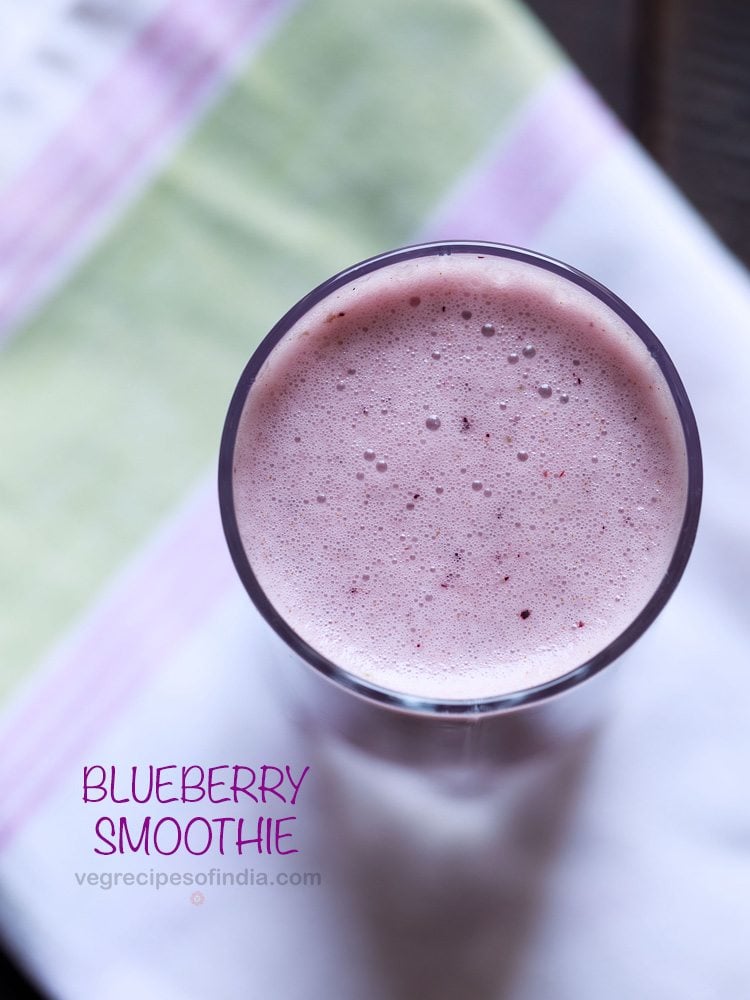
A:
424,69,621,245
0,482,222,777
0,480,225,776
1,551,233,850
0,3,181,253
0,68,621,848
0,483,237,849
0,0,275,249
0,0,290,341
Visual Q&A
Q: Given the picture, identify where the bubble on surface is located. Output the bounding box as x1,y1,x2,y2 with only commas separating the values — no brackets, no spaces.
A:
471,480,483,491
508,352,519,364
481,323,495,337
234,250,689,703
522,344,536,358
316,494,326,503
425,415,441,430
538,383,552,398
375,460,388,472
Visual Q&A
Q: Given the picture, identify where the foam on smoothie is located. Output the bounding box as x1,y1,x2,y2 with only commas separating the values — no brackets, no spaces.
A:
233,253,688,700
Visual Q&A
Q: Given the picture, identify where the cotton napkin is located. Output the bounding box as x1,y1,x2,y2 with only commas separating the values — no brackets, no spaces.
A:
1,1,748,998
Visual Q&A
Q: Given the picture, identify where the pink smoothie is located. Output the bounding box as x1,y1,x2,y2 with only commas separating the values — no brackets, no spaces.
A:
232,252,688,700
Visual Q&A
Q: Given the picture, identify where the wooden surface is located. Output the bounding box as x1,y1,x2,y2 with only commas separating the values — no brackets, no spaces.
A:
526,0,750,268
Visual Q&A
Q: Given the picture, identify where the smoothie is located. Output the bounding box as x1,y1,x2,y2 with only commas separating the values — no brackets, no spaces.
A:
229,249,690,701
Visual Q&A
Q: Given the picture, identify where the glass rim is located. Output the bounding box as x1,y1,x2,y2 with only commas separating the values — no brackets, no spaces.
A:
218,241,703,716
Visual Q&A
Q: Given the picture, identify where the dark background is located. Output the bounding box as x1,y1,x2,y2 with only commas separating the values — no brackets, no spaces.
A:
527,0,750,267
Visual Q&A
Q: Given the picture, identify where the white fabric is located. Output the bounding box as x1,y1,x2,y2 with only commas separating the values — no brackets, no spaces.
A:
3,131,750,999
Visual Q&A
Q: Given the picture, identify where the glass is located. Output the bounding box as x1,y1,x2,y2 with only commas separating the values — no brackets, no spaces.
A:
218,242,702,761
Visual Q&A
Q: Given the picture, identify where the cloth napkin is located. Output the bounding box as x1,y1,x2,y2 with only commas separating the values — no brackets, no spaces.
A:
1,1,749,998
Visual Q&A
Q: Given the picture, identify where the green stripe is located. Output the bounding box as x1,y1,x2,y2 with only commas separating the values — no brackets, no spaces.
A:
0,0,559,696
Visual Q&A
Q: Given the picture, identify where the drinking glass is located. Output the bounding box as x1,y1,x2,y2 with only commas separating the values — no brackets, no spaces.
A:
218,241,702,769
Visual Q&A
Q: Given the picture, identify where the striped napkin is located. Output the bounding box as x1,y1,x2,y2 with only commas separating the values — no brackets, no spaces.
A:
1,1,749,998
